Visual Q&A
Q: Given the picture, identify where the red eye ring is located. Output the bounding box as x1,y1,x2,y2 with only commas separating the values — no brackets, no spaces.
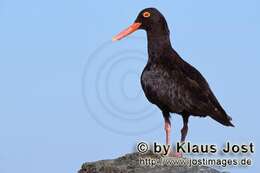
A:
143,12,151,18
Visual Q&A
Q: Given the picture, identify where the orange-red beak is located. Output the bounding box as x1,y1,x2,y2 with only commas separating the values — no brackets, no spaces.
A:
112,22,142,41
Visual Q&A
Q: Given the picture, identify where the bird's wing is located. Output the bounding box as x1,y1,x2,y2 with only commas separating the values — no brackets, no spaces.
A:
176,58,234,126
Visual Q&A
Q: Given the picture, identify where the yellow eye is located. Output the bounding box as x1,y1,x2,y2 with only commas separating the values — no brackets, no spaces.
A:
143,11,151,18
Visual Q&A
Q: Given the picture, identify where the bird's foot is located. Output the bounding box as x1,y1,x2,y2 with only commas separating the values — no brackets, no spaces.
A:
165,148,183,158
173,151,183,158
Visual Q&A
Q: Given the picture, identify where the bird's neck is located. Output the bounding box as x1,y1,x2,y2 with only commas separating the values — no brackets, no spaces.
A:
147,34,173,62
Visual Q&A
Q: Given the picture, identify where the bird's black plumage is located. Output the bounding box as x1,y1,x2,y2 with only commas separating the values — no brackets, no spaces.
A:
136,8,234,127
113,8,234,145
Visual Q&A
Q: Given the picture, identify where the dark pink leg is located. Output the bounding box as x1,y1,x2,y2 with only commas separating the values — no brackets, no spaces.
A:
164,120,171,145
181,114,189,142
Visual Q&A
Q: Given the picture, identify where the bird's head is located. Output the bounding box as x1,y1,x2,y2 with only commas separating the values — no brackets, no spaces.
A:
112,8,170,41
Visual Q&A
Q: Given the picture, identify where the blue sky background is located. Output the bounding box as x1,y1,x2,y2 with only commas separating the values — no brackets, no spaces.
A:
0,0,259,173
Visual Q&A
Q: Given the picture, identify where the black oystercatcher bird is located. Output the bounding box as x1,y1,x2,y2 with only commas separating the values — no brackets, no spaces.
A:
113,8,234,148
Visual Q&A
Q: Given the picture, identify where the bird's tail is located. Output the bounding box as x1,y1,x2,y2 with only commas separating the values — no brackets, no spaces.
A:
210,111,234,127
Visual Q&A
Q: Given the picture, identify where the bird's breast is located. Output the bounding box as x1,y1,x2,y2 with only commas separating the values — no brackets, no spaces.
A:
140,64,183,112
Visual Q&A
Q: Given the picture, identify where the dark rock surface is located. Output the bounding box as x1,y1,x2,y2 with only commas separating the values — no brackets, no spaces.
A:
78,151,223,173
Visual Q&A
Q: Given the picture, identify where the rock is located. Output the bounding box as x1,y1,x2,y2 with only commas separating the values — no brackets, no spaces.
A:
78,151,222,173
